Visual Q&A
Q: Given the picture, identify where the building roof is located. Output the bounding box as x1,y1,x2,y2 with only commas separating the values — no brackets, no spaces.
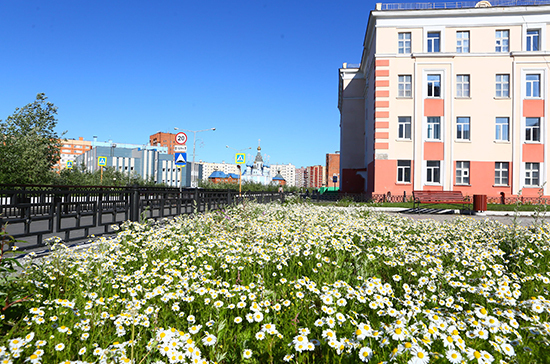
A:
208,171,239,179
272,172,285,181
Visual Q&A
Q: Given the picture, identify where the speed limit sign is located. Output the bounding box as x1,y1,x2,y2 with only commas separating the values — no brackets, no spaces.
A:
175,132,187,145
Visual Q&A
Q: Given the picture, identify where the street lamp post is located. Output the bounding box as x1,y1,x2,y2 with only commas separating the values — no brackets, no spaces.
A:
174,127,216,188
226,145,251,196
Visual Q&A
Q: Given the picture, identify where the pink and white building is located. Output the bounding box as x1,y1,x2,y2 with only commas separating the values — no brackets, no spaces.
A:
339,0,550,199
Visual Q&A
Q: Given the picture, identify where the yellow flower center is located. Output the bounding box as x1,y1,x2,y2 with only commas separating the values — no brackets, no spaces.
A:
395,328,402,334
474,351,481,359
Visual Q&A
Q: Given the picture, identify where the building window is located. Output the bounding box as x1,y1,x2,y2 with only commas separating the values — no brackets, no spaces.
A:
526,29,540,51
456,75,470,97
526,74,541,98
495,117,509,141
495,162,509,186
496,74,510,98
456,117,470,140
398,32,411,54
398,117,412,139
397,160,411,183
426,161,441,184
427,32,440,52
525,117,540,142
427,117,441,140
496,30,509,52
427,74,441,97
456,31,469,53
398,75,412,97
525,162,540,186
455,161,470,185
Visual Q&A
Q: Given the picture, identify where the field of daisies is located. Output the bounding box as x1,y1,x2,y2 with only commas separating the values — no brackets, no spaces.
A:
1,201,550,364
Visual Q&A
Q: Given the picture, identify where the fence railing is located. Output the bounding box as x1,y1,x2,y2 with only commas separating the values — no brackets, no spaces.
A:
0,185,282,251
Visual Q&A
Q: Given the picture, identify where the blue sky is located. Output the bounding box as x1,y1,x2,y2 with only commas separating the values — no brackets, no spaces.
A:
0,0,376,167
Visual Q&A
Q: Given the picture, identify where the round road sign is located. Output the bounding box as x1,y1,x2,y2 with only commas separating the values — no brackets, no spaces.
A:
175,132,187,145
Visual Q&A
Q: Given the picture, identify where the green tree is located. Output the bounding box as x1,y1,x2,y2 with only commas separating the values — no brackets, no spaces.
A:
0,93,63,185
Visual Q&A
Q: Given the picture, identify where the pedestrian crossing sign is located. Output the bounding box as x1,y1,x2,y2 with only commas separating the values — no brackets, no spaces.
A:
66,161,73,169
235,153,245,164
175,152,187,166
98,156,107,167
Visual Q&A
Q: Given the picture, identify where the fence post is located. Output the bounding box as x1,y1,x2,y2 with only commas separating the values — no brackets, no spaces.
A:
130,188,140,222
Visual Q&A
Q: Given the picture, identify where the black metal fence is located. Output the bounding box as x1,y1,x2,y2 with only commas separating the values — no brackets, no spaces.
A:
0,184,281,250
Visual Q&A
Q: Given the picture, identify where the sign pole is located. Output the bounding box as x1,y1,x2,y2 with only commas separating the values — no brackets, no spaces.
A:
100,166,103,184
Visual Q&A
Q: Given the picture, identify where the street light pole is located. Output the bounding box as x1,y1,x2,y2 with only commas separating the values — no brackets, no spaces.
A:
174,127,215,188
226,145,251,197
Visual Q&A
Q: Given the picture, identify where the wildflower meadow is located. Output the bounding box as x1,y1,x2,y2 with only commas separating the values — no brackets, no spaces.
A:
1,201,549,364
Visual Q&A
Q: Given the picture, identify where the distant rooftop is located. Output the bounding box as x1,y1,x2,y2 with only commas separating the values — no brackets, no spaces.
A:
377,0,550,10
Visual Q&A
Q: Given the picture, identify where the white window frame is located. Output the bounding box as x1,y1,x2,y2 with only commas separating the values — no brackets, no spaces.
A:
495,162,509,186
525,74,541,98
525,162,540,187
525,117,541,142
495,117,509,142
527,29,540,51
424,27,444,53
427,74,441,98
398,75,412,97
397,160,411,183
496,74,510,98
456,31,470,53
427,117,442,141
456,117,470,141
495,30,509,52
455,161,470,185
523,24,545,52
426,160,441,185
456,75,470,98
398,32,411,54
398,116,412,140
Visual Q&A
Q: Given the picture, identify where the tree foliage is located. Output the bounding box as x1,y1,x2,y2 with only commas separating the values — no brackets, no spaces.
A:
0,93,62,184
52,164,162,187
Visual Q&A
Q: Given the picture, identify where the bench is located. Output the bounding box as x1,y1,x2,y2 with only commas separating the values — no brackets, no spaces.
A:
413,190,470,209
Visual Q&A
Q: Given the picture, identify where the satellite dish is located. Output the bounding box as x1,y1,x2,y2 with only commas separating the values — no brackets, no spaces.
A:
475,1,491,7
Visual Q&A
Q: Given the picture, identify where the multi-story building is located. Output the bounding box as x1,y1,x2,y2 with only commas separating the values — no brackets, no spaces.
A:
339,0,550,198
305,165,326,188
325,152,340,188
149,132,179,155
270,163,296,187
295,167,306,187
200,161,241,182
56,137,92,170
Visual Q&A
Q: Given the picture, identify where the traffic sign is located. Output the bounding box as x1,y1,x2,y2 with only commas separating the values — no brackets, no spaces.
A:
98,156,107,167
175,152,187,166
66,161,73,169
235,153,245,164
174,145,187,152
175,132,187,145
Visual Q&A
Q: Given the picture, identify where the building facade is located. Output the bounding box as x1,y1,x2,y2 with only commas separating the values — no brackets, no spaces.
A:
325,152,340,188
150,132,179,155
56,137,92,171
200,161,241,182
270,163,296,187
305,165,326,188
339,1,550,198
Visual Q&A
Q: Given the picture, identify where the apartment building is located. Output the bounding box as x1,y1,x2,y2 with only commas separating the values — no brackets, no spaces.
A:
326,153,340,188
150,132,178,155
270,163,296,187
200,161,241,181
339,0,550,198
56,137,92,170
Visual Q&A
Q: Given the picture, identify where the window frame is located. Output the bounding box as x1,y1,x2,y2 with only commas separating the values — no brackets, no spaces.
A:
525,117,541,142
455,161,470,185
495,74,510,98
495,30,509,52
525,162,540,187
427,117,441,141
494,162,509,186
398,75,412,98
397,160,412,183
426,160,441,185
456,31,470,53
456,74,470,98
427,32,441,53
398,116,412,140
495,117,510,142
526,29,540,52
456,117,471,141
526,74,541,98
398,32,411,54
427,74,441,98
